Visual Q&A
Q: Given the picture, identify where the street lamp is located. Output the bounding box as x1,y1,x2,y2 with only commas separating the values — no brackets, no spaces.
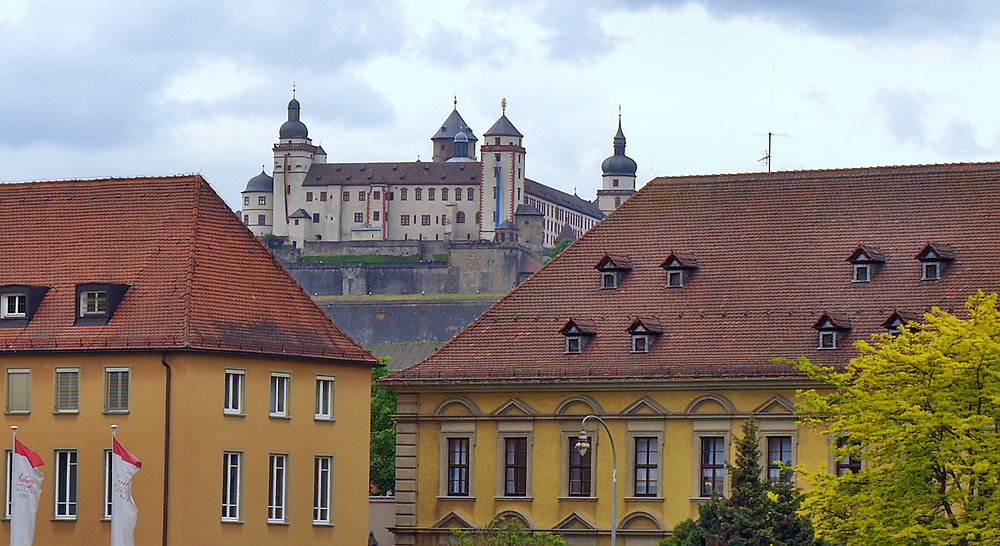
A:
577,414,617,546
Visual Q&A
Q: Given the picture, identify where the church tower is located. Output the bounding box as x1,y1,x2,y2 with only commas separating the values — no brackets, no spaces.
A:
431,97,478,162
272,92,318,241
597,111,637,215
480,99,525,241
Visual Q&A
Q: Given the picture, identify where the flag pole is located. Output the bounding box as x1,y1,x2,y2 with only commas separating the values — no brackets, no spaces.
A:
11,425,16,452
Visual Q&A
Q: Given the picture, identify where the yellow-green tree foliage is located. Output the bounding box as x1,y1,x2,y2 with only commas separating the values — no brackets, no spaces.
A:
795,291,1000,546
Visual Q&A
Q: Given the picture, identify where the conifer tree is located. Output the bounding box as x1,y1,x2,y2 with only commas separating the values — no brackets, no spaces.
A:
703,419,774,546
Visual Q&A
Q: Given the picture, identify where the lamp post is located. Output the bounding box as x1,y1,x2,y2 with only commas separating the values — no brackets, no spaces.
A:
576,414,617,546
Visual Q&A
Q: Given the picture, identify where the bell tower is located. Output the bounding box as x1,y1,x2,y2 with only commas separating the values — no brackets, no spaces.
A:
480,98,525,241
597,107,637,215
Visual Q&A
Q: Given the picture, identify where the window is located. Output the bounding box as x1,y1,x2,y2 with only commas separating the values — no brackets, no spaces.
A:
80,290,107,316
568,436,591,497
313,213,320,223
566,337,582,354
400,188,407,201
700,437,725,497
415,188,422,201
814,313,849,350
667,270,684,287
306,192,313,202
634,437,658,496
504,437,528,496
105,367,129,413
270,373,289,417
456,211,466,223
455,187,462,201
359,191,366,201
447,438,470,496
103,449,113,519
243,215,249,224
342,191,350,202
467,188,475,201
257,215,266,226
421,215,431,226
354,213,364,223
601,271,618,289
428,189,435,201
373,211,380,221
561,319,595,354
818,331,837,349
853,263,870,282
268,454,287,523
766,436,793,482
221,451,241,521
632,335,649,353
475,212,482,224
315,376,335,420
313,456,333,524
320,192,327,201
6,369,29,413
613,179,619,187
373,191,381,200
243,196,250,206
835,437,862,476
224,370,244,415
400,215,410,226
922,262,940,280
389,191,395,201
615,197,621,207
442,188,449,200
54,450,78,519
55,368,79,413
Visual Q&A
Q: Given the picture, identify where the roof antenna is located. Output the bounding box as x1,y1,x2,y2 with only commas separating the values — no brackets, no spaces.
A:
756,65,790,172
501,98,506,115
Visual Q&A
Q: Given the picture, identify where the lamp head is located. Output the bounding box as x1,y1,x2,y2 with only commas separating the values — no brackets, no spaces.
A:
575,431,590,457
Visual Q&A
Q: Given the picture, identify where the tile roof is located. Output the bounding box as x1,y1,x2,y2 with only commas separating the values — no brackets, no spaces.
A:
0,176,376,364
304,162,481,187
524,179,604,220
382,162,1000,386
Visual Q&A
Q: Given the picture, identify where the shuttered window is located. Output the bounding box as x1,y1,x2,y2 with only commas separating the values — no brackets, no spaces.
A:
105,367,129,412
55,368,79,412
6,369,29,413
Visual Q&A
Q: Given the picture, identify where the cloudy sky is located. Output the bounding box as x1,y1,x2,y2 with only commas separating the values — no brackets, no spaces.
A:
2,0,999,211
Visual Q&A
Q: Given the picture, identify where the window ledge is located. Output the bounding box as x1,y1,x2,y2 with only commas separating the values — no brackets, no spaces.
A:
267,520,289,526
689,496,723,502
54,410,79,415
624,496,664,502
52,517,77,522
5,411,30,416
269,414,291,420
221,519,243,525
437,495,476,501
312,522,335,527
223,412,245,417
104,410,129,415
557,496,597,501
493,496,533,501
313,416,336,423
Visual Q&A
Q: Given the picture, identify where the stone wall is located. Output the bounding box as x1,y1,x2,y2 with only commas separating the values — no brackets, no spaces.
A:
317,297,496,344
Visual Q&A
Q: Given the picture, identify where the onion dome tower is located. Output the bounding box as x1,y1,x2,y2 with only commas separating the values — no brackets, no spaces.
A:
597,108,638,215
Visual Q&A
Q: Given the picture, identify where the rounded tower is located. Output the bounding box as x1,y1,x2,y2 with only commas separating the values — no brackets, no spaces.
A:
272,91,318,243
241,169,274,237
597,110,637,215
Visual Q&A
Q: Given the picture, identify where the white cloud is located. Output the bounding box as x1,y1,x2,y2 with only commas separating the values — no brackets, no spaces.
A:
158,58,269,104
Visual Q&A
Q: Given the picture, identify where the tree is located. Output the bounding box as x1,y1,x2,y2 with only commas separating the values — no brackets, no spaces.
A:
260,233,283,249
452,517,565,546
549,238,572,257
666,420,817,546
795,291,1000,546
370,361,397,494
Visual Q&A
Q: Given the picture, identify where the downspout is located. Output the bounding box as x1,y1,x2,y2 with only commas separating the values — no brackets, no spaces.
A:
160,352,172,546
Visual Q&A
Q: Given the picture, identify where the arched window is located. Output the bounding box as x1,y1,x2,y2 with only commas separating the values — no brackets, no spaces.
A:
467,188,475,201
456,211,466,223
455,187,463,201
415,188,422,201
442,188,449,201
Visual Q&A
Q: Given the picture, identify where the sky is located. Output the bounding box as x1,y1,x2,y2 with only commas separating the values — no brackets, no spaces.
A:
2,0,1000,211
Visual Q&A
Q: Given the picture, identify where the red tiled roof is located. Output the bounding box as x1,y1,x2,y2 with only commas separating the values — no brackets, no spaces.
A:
0,176,376,364
383,162,1000,386
304,162,481,187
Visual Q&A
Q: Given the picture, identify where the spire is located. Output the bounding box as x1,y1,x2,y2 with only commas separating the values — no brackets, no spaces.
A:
453,93,457,110
613,105,626,155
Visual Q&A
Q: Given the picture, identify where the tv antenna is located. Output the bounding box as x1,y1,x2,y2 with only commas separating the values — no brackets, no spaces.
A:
756,65,790,172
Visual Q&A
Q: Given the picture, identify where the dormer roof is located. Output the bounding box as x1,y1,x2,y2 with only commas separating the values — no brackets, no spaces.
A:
812,312,851,331
660,252,698,269
559,318,597,336
846,245,885,263
626,317,663,335
881,311,921,329
915,242,955,261
594,255,632,271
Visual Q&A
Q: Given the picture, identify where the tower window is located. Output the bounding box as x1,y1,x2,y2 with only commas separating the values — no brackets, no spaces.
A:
306,192,313,202
342,192,350,202
615,197,621,207
613,179,619,187
320,192,327,201
313,213,320,223
243,196,249,206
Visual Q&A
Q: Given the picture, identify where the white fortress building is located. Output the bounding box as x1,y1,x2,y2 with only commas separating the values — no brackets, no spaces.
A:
241,96,637,249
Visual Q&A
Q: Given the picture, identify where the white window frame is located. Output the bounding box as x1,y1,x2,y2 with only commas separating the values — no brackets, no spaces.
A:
818,330,837,350
922,261,941,280
104,449,113,520
565,336,582,354
666,269,684,288
267,454,287,523
270,372,290,418
104,367,129,413
0,293,26,319
221,451,242,522
54,367,80,413
313,455,333,525
79,289,107,316
631,335,650,354
852,263,871,283
6,368,30,414
314,376,335,421
223,369,245,415
54,449,78,520
601,271,618,289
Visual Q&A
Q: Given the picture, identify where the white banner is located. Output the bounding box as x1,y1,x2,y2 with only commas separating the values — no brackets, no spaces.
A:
111,438,141,546
10,439,44,546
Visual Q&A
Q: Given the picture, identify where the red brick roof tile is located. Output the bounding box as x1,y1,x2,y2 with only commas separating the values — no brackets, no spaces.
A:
383,162,1000,386
0,176,376,364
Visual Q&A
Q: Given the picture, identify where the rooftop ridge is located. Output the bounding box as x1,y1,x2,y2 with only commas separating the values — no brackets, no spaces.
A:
653,160,1000,183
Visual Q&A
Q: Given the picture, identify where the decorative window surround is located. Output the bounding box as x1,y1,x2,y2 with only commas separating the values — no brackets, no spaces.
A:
594,254,633,290
812,312,851,350
915,242,955,280
560,318,597,354
660,252,699,288
495,421,533,499
438,421,476,499
846,245,885,283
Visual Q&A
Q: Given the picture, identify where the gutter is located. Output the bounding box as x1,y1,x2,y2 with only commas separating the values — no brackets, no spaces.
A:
160,352,172,546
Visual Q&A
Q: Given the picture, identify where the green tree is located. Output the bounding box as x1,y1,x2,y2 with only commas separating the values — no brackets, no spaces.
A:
452,517,565,546
260,233,283,249
549,238,572,257
659,518,703,546
795,291,1000,546
370,361,397,494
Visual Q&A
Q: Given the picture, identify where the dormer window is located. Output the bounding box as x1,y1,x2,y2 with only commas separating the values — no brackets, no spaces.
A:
882,311,919,336
660,252,698,288
560,319,596,354
846,245,885,283
594,255,632,290
74,283,129,326
812,312,850,350
915,243,954,281
0,285,49,328
626,318,662,354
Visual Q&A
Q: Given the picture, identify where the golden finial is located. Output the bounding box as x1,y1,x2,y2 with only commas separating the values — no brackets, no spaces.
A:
501,98,507,114
292,82,297,98
618,104,621,118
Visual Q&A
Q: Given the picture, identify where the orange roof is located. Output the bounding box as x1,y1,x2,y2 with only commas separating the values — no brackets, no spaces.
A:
383,162,1000,387
0,175,376,364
